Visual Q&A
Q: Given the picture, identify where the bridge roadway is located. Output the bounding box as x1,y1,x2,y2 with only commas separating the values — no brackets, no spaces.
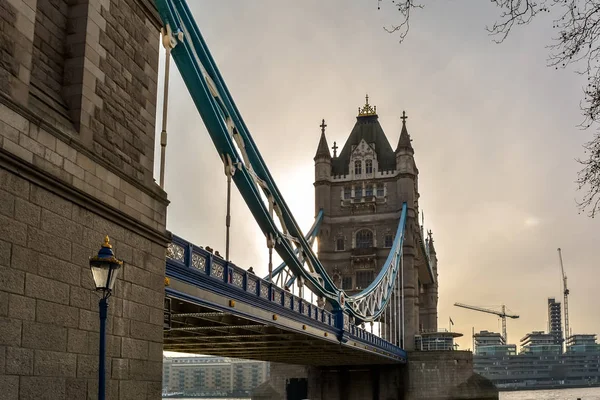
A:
164,235,407,366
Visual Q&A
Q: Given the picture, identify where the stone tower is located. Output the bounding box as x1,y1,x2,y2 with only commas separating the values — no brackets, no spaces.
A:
313,97,438,350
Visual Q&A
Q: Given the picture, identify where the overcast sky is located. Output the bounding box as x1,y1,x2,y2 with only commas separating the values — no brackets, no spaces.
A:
156,1,598,351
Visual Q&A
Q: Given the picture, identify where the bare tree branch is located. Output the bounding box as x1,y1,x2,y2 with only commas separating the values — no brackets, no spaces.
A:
381,0,600,217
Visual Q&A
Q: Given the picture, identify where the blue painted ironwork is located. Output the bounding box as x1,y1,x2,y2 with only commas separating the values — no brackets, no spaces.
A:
165,238,407,362
154,0,407,323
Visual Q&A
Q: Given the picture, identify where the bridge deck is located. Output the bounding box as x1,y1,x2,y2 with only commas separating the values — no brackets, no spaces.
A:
164,236,407,366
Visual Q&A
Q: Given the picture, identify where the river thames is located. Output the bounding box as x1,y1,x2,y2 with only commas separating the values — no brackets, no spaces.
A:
500,387,600,399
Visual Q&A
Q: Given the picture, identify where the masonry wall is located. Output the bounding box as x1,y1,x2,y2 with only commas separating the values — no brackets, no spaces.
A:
0,0,168,398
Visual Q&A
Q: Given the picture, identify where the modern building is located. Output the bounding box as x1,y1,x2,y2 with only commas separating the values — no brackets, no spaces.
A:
547,298,563,349
474,330,517,356
163,356,269,397
313,98,438,349
567,334,600,353
520,331,562,355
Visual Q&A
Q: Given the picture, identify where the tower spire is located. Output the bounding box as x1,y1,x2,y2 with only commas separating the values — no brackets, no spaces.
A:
314,119,331,160
396,110,413,152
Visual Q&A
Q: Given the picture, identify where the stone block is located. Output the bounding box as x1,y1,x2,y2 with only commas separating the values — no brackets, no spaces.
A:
20,376,66,400
3,138,34,163
63,159,85,180
65,377,88,399
130,284,162,310
0,375,18,400
0,189,15,217
27,226,72,261
6,346,34,374
14,197,41,226
10,245,38,273
36,299,79,328
0,291,8,317
0,265,25,294
128,359,161,381
147,381,163,400
0,168,29,198
93,214,125,241
40,209,83,243
122,299,149,322
0,214,27,245
0,240,10,267
147,342,162,363
121,337,148,360
79,308,99,332
34,349,77,377
76,354,98,378
70,284,92,310
130,320,162,343
119,380,147,400
38,254,80,285
67,328,88,354
112,358,128,379
148,306,163,327
18,132,44,157
22,321,67,351
55,140,76,162
9,293,35,321
30,186,72,219
0,318,22,346
0,345,4,374
109,317,128,339
25,273,70,305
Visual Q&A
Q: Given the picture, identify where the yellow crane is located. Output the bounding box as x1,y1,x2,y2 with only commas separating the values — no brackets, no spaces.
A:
454,303,519,344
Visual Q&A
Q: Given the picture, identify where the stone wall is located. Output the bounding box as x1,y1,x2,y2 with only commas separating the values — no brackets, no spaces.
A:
0,0,168,398
405,351,498,400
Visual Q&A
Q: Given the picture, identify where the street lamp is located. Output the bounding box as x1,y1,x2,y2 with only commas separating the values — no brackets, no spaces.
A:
89,235,123,400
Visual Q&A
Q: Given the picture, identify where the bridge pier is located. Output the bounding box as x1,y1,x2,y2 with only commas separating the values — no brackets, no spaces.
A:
256,353,499,400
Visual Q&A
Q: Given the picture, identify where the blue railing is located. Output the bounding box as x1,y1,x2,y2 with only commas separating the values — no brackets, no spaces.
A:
165,235,407,361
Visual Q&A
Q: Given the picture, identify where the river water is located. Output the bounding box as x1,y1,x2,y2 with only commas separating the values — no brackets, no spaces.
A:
166,387,600,399
500,387,600,399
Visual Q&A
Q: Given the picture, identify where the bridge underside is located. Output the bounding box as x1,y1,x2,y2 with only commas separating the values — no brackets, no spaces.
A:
164,279,402,366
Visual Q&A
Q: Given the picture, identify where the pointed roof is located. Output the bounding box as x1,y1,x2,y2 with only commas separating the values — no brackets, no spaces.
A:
428,230,436,255
331,114,396,175
395,110,413,153
314,119,331,160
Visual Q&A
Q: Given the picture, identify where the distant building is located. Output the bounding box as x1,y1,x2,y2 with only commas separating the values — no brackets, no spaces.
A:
520,331,562,355
163,356,269,397
474,330,516,356
547,298,563,350
567,334,600,353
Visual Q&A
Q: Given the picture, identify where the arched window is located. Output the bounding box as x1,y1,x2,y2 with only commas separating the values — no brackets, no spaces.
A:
365,184,373,197
365,159,373,174
355,229,373,248
336,238,345,251
354,160,362,175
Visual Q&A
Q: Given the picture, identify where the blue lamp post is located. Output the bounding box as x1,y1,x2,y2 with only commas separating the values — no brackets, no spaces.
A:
89,236,123,400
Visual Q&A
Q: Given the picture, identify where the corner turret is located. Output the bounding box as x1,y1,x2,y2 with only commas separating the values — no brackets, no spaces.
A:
314,119,332,215
395,111,417,176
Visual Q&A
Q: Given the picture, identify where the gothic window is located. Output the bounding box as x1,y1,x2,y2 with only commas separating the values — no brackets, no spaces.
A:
377,184,385,197
384,234,393,248
365,159,373,174
354,160,362,175
355,229,373,248
354,185,363,198
344,187,351,199
342,276,353,290
336,238,345,251
356,270,374,289
365,184,373,197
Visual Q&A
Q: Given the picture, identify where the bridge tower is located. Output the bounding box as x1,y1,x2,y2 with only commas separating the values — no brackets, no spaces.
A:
313,97,437,350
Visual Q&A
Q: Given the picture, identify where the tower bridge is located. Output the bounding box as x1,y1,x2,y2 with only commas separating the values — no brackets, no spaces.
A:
0,0,497,398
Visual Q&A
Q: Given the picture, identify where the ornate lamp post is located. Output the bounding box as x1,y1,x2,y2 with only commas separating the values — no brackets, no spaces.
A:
89,236,123,400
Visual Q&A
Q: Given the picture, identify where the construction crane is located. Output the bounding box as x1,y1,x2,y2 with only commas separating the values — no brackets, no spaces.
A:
454,303,519,344
557,248,570,344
